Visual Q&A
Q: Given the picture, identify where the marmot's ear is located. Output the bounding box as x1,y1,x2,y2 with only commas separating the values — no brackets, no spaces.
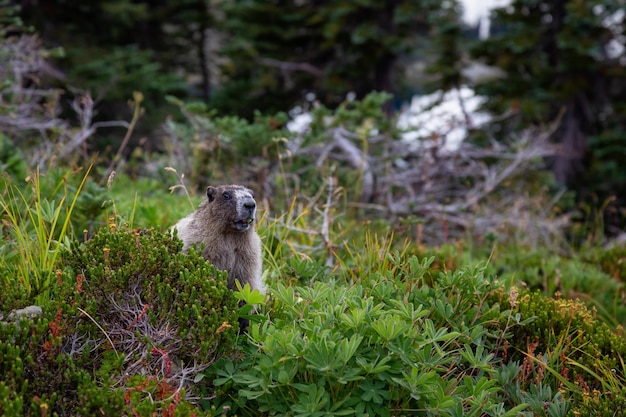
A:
207,186,217,202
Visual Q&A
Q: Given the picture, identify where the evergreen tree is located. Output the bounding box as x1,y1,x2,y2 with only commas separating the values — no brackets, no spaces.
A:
213,0,460,116
471,0,626,233
17,0,210,116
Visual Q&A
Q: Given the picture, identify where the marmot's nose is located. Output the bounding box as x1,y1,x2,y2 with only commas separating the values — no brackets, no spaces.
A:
243,199,256,210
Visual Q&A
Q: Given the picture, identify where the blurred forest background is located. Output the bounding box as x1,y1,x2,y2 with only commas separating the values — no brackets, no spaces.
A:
2,0,626,243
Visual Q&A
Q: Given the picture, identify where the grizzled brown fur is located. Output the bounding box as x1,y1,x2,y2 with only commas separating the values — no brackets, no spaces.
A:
173,185,264,293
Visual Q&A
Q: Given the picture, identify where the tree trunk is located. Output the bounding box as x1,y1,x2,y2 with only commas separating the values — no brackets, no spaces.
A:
196,0,211,103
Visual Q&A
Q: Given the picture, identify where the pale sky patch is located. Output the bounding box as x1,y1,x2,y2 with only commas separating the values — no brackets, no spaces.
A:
460,0,511,26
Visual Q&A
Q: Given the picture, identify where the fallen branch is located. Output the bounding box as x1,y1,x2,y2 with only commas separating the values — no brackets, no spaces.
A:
285,116,566,246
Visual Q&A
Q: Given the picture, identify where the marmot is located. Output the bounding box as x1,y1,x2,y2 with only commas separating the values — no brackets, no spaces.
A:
173,184,264,294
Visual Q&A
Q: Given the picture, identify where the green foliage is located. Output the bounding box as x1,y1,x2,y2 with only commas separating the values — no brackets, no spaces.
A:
573,389,626,417
424,0,466,92
105,171,198,229
4,2,626,414
276,91,395,204
0,310,214,416
306,91,394,140
0,167,93,307
164,96,289,189
214,0,458,114
493,289,626,413
1,220,240,416
471,0,626,229
584,243,626,283
59,221,240,359
162,87,566,257
205,255,530,416
18,0,190,126
67,45,187,104
0,134,27,180
2,169,626,415
588,128,626,205
488,248,626,326
0,309,128,416
0,0,23,31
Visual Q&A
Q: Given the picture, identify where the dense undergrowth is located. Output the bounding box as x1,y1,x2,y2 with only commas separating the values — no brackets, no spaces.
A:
1,213,240,416
1,164,625,416
1,48,625,413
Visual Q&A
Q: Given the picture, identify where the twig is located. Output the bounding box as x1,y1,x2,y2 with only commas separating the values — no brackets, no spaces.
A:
77,306,120,359
165,167,196,210
320,174,335,268
290,114,566,245
103,91,144,183
258,57,323,77
316,127,374,201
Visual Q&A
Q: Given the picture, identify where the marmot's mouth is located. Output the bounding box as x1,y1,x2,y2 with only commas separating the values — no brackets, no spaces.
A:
234,217,254,230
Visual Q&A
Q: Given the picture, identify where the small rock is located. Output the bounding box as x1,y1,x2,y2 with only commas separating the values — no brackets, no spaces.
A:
7,305,43,321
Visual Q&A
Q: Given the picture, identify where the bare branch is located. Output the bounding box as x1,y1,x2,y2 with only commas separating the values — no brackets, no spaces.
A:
281,113,566,246
0,34,139,169
258,57,323,77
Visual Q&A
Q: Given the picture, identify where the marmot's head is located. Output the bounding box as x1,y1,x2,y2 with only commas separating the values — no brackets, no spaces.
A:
206,185,257,232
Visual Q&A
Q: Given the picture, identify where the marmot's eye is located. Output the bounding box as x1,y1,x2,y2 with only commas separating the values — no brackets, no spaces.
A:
222,192,231,200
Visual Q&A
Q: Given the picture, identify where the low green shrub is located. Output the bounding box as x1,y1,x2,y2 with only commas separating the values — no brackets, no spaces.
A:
489,249,626,326
0,309,128,416
59,220,241,359
163,96,288,189
204,256,529,416
1,221,240,416
584,244,626,283
492,289,626,415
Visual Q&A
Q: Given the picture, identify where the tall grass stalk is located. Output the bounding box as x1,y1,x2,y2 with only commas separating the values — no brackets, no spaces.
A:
260,195,315,273
0,166,92,304
165,166,196,210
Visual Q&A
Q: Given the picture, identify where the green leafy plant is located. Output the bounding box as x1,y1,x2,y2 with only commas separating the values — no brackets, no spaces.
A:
0,310,128,416
0,167,92,307
59,220,240,360
205,249,529,416
163,96,288,189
